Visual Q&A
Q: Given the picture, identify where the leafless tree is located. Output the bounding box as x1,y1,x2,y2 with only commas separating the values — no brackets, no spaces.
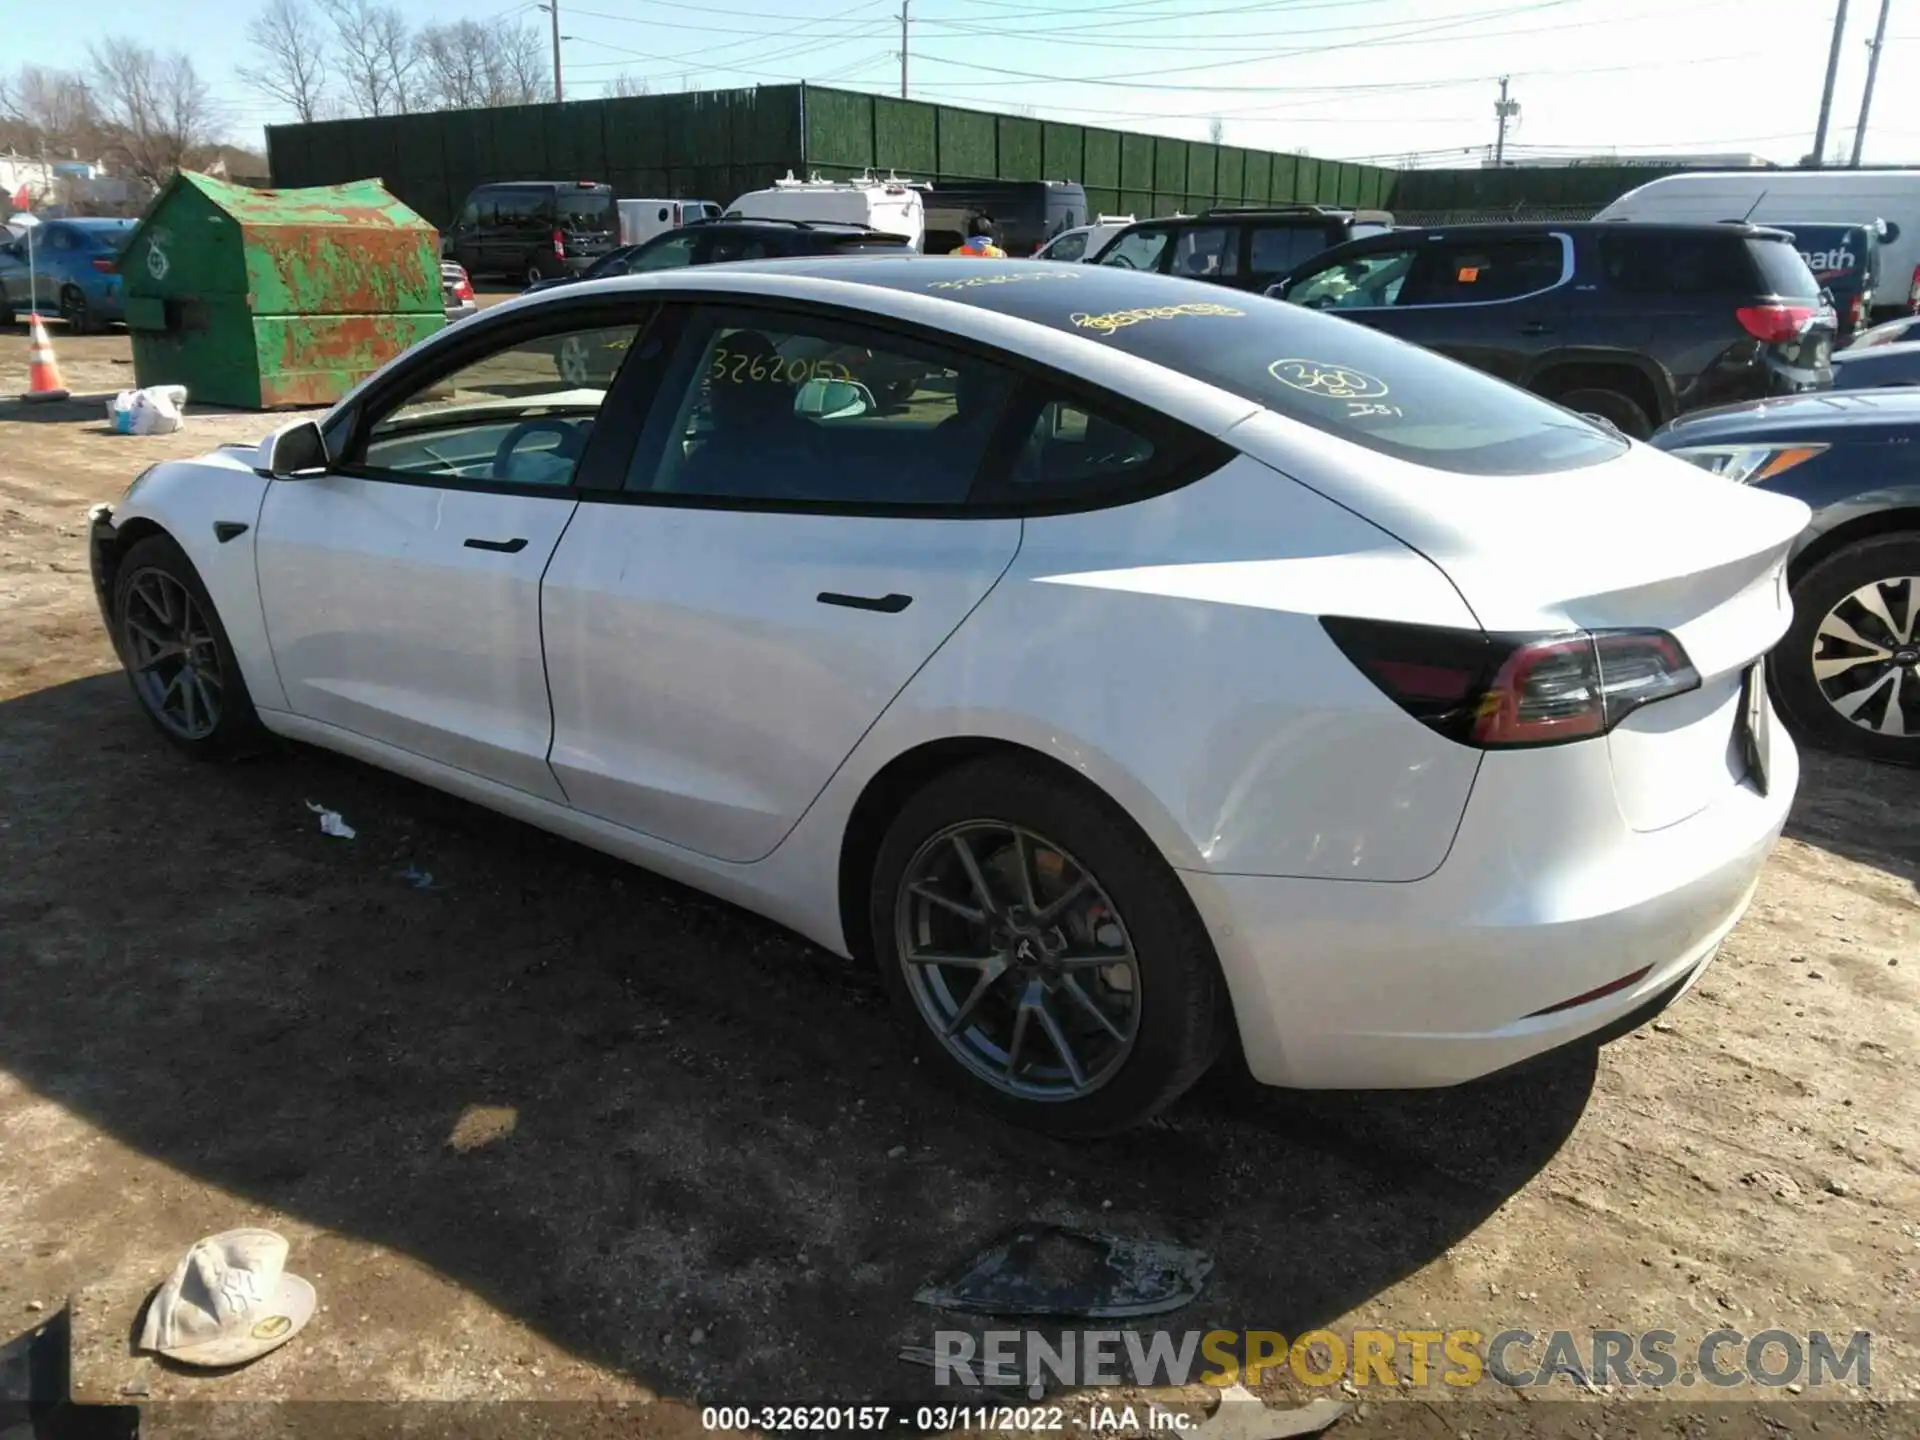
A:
416,20,552,110
239,0,330,123
86,41,223,185
321,0,420,115
0,66,101,155
1208,117,1226,147
604,72,651,98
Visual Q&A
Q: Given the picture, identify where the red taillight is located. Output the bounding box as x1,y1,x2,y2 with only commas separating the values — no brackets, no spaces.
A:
1909,263,1920,311
454,276,475,301
552,228,566,257
1319,618,1701,750
91,257,116,273
1735,303,1816,344
1849,293,1865,327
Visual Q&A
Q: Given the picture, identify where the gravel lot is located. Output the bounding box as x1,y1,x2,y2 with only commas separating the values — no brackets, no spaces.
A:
1,320,1915,1439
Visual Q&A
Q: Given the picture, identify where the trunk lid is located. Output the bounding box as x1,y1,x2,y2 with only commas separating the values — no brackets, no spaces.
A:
1234,414,1810,829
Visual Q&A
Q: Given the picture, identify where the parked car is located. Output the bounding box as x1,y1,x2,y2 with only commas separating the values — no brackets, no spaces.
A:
617,197,723,247
1596,169,1920,322
521,218,919,390
88,258,1803,1134
1270,221,1834,439
444,180,620,286
441,261,478,326
1849,313,1920,349
1832,338,1920,390
1034,215,1136,263
1652,390,1920,764
1091,205,1395,294
1770,221,1883,345
0,217,137,332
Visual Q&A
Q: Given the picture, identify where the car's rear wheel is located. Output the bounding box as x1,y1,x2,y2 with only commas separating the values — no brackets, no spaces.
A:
1774,534,1920,764
60,285,98,335
112,534,267,760
1554,386,1652,440
870,755,1226,1135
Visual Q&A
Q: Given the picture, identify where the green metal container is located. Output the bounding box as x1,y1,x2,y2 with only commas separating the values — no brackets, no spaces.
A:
121,172,444,410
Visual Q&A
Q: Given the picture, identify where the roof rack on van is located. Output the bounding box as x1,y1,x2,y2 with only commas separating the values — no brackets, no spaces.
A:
1200,203,1343,218
713,214,887,232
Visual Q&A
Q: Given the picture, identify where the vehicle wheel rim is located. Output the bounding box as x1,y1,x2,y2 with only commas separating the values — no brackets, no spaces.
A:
63,291,85,326
894,822,1141,1102
558,336,590,385
121,568,223,740
528,265,543,287
1812,574,1919,738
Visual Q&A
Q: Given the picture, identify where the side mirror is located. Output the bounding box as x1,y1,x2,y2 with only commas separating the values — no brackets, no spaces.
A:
794,377,874,420
1881,220,1901,243
258,419,329,477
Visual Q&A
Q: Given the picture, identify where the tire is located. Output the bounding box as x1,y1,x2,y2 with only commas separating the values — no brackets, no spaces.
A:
1553,386,1653,440
1772,533,1920,765
0,293,14,328
869,754,1226,1136
60,285,98,336
111,534,268,760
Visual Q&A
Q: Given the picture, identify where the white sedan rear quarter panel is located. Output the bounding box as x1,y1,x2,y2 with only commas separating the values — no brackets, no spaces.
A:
859,455,1486,882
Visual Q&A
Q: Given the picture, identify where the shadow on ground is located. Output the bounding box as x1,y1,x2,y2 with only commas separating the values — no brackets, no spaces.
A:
1784,749,1920,894
0,674,1597,1409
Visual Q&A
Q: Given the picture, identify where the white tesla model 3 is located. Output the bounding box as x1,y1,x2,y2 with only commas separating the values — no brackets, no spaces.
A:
87,257,1807,1134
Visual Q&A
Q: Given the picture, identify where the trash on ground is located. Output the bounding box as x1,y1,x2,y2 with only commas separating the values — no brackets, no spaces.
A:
136,1228,315,1368
107,386,188,436
1189,1387,1347,1440
304,801,355,839
913,1225,1213,1318
397,865,443,890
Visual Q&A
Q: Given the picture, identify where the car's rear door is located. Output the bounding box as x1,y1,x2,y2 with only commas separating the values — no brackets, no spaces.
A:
1385,231,1573,384
255,302,656,800
540,301,1025,862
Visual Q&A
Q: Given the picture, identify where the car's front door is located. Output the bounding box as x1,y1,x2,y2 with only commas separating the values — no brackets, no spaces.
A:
540,303,1026,862
255,306,655,800
1386,233,1573,383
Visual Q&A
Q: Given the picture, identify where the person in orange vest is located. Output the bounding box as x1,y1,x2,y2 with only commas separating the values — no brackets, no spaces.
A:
949,214,1007,258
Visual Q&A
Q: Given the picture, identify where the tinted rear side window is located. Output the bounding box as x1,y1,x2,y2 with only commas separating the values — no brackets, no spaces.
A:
895,264,1624,475
1599,231,1751,296
1747,237,1822,298
560,190,615,231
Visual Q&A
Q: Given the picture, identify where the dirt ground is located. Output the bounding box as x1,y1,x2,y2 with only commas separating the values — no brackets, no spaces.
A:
1,320,1916,1440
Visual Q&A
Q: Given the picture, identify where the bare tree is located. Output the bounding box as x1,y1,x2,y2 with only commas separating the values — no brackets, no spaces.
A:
604,72,651,98
239,0,330,123
0,66,101,155
86,41,223,185
322,0,419,115
416,19,552,110
1208,117,1226,147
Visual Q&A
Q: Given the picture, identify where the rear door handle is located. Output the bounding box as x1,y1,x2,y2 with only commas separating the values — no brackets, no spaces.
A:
818,591,913,613
464,536,528,553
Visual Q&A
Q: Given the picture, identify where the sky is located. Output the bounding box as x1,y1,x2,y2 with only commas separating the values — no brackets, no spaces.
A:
8,0,1920,169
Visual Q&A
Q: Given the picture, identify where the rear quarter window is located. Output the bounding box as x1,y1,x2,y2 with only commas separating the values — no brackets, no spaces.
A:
903,266,1626,476
1747,237,1823,299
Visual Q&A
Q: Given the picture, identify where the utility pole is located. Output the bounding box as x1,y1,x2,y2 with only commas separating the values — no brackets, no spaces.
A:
899,0,910,99
544,0,564,102
1492,76,1519,166
1812,0,1849,166
1850,0,1893,167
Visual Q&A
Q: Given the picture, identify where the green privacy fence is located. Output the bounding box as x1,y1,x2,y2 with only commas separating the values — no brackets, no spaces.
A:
266,84,1397,230
1384,165,1691,213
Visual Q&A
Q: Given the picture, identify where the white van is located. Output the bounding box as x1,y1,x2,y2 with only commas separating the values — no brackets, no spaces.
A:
617,198,723,248
1595,170,1920,319
726,171,928,251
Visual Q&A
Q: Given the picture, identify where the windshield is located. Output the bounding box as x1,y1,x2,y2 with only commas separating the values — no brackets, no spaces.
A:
851,260,1628,476
560,190,615,232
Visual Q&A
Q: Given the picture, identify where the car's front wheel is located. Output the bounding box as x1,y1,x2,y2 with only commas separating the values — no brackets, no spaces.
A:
112,534,267,759
1774,533,1920,764
870,755,1226,1135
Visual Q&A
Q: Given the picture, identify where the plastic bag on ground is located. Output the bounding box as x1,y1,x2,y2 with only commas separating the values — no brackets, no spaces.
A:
107,385,189,435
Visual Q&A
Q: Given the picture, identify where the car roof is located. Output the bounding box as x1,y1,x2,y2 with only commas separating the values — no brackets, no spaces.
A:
62,217,136,229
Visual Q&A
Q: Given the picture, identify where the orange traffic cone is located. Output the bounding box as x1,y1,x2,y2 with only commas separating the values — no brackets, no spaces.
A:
21,313,69,403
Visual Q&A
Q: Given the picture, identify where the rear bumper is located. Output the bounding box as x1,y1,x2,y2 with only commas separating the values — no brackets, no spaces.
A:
1182,726,1798,1089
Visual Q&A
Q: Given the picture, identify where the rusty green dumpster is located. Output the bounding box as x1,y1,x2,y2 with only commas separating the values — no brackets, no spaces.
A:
120,172,444,409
